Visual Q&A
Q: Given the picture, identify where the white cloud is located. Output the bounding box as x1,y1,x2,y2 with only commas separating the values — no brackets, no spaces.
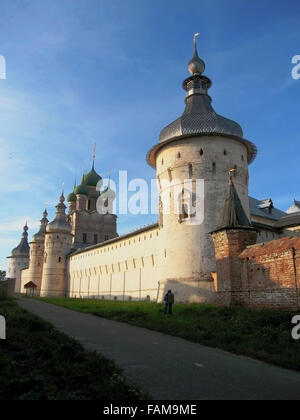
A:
0,217,40,233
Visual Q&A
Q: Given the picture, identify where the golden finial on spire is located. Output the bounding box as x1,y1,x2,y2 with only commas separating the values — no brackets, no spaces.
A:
229,168,236,183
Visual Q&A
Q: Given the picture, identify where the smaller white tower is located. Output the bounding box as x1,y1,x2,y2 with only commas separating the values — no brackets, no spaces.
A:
40,193,73,297
6,223,30,293
21,210,48,294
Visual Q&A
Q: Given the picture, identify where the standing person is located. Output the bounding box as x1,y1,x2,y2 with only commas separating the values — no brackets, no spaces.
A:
168,290,175,315
164,291,170,315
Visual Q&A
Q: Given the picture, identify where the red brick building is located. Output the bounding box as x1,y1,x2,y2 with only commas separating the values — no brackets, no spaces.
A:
212,176,300,310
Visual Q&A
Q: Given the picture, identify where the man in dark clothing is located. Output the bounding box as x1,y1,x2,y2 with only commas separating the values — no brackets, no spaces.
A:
164,290,175,315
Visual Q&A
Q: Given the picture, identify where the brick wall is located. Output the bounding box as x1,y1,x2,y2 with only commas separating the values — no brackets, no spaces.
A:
211,228,257,306
239,237,300,310
212,231,300,310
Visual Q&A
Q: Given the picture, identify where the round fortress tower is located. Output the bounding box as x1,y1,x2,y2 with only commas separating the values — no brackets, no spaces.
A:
40,192,73,297
6,223,30,293
147,35,257,302
23,210,49,294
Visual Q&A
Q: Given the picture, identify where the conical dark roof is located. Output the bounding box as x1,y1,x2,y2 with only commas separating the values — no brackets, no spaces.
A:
216,175,252,231
32,210,49,242
11,223,30,257
47,193,72,234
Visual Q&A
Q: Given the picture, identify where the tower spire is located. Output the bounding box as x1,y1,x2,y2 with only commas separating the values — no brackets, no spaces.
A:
32,209,49,241
92,143,97,169
188,32,205,76
108,167,111,187
46,191,72,234
147,34,257,168
11,222,30,257
23,222,28,239
216,172,252,231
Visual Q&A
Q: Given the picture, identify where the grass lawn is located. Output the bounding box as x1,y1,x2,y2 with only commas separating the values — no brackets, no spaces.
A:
0,298,146,400
37,297,300,372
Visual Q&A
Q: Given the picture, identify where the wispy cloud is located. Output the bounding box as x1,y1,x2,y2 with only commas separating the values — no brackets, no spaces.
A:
0,218,40,233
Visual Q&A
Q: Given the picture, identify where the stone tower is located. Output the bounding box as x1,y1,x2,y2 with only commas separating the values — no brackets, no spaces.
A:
69,160,117,249
21,210,49,295
40,193,73,297
147,35,257,302
6,223,30,293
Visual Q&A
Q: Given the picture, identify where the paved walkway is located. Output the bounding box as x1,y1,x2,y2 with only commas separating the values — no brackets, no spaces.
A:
18,297,300,400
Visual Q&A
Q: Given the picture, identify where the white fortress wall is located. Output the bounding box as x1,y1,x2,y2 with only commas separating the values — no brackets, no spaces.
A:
67,224,161,301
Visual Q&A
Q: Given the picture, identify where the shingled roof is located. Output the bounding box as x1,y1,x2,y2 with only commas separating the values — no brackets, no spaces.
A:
215,176,252,232
274,212,300,229
249,197,286,221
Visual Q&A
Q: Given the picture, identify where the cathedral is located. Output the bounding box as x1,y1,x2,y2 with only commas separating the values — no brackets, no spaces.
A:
6,37,300,309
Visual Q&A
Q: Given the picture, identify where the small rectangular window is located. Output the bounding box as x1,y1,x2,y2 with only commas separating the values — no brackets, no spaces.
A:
104,235,109,241
94,234,98,244
83,233,87,244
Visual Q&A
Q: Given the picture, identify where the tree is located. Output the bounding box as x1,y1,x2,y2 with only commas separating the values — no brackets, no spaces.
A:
0,271,6,281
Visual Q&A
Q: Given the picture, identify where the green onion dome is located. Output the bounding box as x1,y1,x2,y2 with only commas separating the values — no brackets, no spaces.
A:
84,163,102,188
74,176,89,196
67,191,76,202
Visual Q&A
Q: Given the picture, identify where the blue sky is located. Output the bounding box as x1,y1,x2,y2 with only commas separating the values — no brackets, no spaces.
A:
0,0,299,270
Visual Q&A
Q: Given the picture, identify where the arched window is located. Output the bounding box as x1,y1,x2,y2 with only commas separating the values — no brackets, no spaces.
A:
178,188,189,222
177,152,181,159
199,149,204,156
224,149,227,156
58,257,62,263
